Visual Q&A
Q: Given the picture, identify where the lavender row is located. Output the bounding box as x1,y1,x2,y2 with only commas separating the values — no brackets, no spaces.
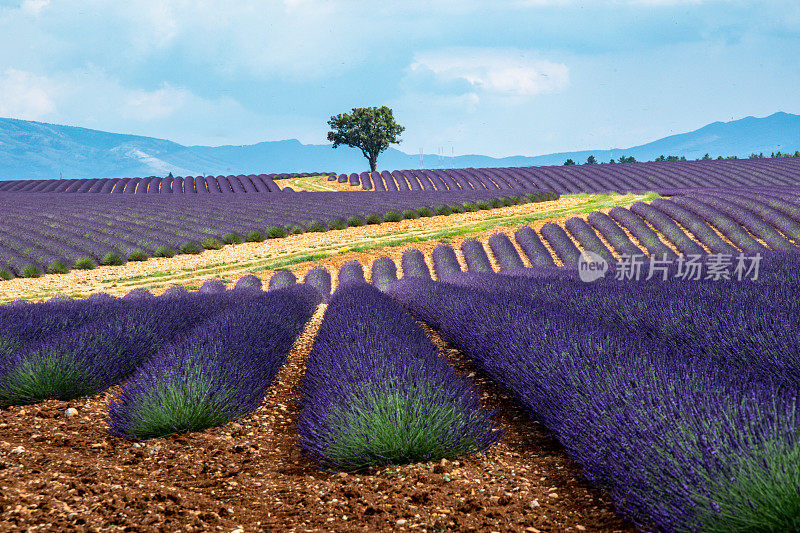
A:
303,266,332,301
0,290,243,406
4,157,799,196
729,189,800,221
108,285,320,440
400,249,432,279
0,189,550,278
337,261,366,287
0,297,126,358
387,271,800,531
650,198,741,255
295,283,501,470
563,217,616,263
339,157,800,193
440,255,800,372
585,212,646,258
676,193,796,251
540,223,582,266
669,195,770,254
629,202,708,256
0,174,283,194
460,239,493,273
486,233,526,271
431,245,462,278
309,193,800,292
513,227,556,267
370,257,398,291
607,207,677,259
697,192,800,243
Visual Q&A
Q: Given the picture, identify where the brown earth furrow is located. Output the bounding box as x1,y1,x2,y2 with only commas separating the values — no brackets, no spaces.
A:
0,305,635,532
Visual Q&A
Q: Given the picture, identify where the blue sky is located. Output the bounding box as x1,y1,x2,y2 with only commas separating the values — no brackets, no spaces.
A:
0,0,797,157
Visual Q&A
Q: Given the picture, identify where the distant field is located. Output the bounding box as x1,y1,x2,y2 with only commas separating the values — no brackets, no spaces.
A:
3,184,800,303
0,192,645,303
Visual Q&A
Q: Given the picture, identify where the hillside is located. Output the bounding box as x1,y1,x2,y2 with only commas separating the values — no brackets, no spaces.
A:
0,112,798,179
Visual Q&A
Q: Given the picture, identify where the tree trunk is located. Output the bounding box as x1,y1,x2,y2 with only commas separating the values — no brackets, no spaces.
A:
369,154,377,172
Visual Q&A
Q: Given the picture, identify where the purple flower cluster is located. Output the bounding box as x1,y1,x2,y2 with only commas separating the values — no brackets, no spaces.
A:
486,233,525,271
539,222,582,265
430,245,462,279
336,261,365,287
563,217,615,263
295,283,502,470
513,226,555,267
586,211,646,258
108,285,321,440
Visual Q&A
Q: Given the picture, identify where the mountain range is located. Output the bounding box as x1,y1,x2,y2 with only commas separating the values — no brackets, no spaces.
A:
0,112,798,180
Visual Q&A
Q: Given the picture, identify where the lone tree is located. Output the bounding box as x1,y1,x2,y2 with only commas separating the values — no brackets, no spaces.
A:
327,106,405,172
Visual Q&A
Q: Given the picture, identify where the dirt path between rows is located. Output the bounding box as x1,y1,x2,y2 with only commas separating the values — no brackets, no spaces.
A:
277,176,357,192
0,303,634,532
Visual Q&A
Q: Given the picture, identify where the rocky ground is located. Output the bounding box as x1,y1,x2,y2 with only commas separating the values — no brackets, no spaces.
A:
0,307,634,532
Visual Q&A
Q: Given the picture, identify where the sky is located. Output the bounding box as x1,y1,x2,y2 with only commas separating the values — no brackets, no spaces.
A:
0,0,798,157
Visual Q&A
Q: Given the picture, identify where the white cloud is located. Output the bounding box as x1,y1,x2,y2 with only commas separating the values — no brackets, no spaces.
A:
0,68,195,124
0,68,56,119
121,84,190,121
410,48,570,97
20,0,50,16
126,1,179,53
97,0,362,81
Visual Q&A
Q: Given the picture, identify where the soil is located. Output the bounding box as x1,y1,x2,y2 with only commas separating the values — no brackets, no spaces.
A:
275,176,361,193
0,306,635,532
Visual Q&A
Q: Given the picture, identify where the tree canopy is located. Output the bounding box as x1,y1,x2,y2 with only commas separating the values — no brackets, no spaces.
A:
327,106,405,172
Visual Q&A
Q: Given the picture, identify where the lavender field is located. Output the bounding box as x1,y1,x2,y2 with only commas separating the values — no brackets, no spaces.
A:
0,189,553,278
335,157,800,192
387,251,800,532
3,246,799,531
0,172,329,194
4,157,798,197
2,159,800,532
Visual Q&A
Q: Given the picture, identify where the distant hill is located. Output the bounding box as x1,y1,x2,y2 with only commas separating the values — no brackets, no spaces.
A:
0,112,798,180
